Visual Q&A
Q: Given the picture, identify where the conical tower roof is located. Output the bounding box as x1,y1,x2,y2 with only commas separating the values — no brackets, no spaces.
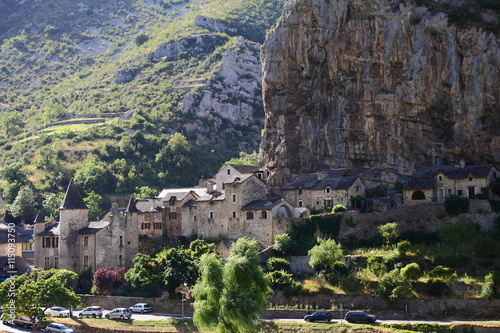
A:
34,210,44,223
60,179,88,210
126,196,139,213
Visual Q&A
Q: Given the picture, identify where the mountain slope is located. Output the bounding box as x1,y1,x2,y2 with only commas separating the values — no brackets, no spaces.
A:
0,0,284,202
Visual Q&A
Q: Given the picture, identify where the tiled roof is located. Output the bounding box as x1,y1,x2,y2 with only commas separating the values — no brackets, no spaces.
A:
135,199,163,212
405,178,436,190
156,188,207,200
60,179,88,210
224,174,254,184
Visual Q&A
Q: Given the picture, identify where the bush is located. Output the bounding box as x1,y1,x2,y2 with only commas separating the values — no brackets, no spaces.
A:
332,204,347,213
321,262,349,285
400,263,423,282
367,255,386,278
426,278,450,297
379,222,400,246
266,270,300,295
267,257,291,273
481,271,500,299
444,195,469,215
396,240,412,256
427,265,454,278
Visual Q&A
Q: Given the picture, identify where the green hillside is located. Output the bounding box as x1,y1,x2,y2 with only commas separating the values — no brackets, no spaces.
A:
0,0,284,218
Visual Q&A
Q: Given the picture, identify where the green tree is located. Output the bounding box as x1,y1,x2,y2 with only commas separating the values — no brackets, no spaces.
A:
0,269,80,333
84,191,103,221
0,111,24,137
308,238,348,284
74,154,115,194
10,185,36,220
220,151,260,170
189,239,217,262
134,186,158,199
400,263,423,282
379,222,400,246
192,238,271,333
125,253,161,289
156,246,198,293
42,192,64,221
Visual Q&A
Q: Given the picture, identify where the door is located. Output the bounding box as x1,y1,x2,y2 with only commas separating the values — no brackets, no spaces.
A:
468,186,475,199
438,188,445,202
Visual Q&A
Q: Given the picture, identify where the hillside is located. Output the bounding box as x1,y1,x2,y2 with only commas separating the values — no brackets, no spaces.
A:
0,0,284,209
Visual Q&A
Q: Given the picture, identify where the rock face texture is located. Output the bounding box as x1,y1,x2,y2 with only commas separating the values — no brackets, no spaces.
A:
260,0,500,188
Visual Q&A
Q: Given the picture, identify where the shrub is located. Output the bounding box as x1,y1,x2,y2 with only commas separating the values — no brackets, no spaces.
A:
267,257,291,273
481,271,500,299
400,263,423,282
266,270,300,295
444,194,469,215
426,278,450,297
332,204,347,213
321,262,349,285
396,240,412,256
379,222,400,246
427,265,454,279
367,255,386,278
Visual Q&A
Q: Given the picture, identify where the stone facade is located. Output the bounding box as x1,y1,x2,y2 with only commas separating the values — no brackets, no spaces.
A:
405,165,500,205
34,181,138,274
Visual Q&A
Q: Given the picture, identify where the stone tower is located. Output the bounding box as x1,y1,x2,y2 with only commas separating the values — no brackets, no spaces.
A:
124,196,139,267
58,179,88,272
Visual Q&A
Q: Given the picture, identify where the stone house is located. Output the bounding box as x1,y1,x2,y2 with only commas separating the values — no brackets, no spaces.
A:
281,169,366,210
34,180,139,274
0,222,32,280
404,164,500,205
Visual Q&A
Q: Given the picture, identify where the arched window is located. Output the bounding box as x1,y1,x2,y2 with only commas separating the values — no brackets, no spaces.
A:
412,191,426,200
246,211,254,220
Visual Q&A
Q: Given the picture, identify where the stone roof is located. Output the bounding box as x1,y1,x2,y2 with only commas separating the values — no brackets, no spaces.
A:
37,222,60,236
241,199,287,210
228,164,260,174
0,256,31,278
224,173,255,184
60,179,88,210
406,164,497,189
126,196,139,213
0,222,33,243
405,178,436,190
282,169,358,190
79,221,109,234
135,199,163,212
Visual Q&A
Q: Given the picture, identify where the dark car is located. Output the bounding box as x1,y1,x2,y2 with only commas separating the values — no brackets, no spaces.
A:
344,311,376,323
304,311,333,322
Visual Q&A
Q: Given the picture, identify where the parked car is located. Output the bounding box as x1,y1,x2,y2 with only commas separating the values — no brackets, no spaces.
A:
105,308,132,320
78,306,103,318
3,315,38,329
46,322,74,333
304,311,333,322
344,311,376,323
128,303,152,313
45,306,70,318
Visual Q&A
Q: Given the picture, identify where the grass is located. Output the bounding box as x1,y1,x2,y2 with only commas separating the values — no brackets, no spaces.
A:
49,318,422,333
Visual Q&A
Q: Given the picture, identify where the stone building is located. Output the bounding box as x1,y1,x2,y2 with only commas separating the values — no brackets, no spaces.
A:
34,180,139,274
281,169,366,210
404,164,500,205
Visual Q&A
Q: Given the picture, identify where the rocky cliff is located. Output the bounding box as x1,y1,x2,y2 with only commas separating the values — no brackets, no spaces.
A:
260,0,500,188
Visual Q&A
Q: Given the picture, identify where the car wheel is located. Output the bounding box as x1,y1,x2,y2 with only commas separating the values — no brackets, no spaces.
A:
325,318,330,322
141,310,144,313
120,315,125,320
99,314,102,318
105,315,110,319
92,313,96,318
78,314,83,318
23,323,29,328
47,330,52,333
346,318,352,323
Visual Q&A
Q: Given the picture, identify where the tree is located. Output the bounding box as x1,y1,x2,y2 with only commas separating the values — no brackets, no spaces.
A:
134,186,158,199
379,222,400,246
0,269,80,333
156,246,198,293
308,238,348,284
125,253,161,289
192,237,271,333
74,154,115,194
42,192,64,221
444,194,470,215
400,263,423,282
10,185,37,220
135,34,149,46
0,111,23,137
84,191,103,221
92,267,126,295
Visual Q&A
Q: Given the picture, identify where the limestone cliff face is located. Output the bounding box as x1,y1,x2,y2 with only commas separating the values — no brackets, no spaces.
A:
260,0,500,187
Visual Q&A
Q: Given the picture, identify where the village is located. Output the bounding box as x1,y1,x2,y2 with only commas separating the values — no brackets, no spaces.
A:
1,162,498,277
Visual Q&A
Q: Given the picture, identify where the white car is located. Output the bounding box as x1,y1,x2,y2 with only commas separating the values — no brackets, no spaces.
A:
46,323,74,333
45,306,70,318
128,303,152,313
105,308,132,320
78,306,103,318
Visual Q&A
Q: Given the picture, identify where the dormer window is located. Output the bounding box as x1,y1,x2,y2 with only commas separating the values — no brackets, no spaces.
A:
469,176,473,181
298,188,303,195
169,196,176,206
438,176,443,181
325,187,331,194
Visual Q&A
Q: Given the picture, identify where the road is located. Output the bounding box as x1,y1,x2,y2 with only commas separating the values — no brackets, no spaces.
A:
1,311,498,332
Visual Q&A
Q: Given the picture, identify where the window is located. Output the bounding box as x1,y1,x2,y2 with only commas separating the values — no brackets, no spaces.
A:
222,183,225,190
141,223,151,229
298,200,303,207
246,211,254,220
232,212,236,218
119,236,123,247
119,255,123,266
457,190,463,196
209,211,214,219
153,222,162,230
469,176,473,181
227,168,231,175
232,194,236,202
438,175,443,181
54,257,58,269
42,237,50,248
22,241,33,251
83,236,89,247
169,211,177,220
356,186,360,192
52,237,58,248
44,257,50,269
169,196,176,206
261,211,268,219
83,255,89,268
298,188,303,195
324,199,333,208
325,187,331,194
